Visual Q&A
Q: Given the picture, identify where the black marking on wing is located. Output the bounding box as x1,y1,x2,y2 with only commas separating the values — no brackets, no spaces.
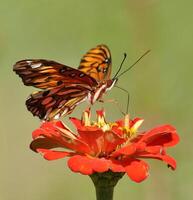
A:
13,59,98,89
78,44,112,82
26,85,90,120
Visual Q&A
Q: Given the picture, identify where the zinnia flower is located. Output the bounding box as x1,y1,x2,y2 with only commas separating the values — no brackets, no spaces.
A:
30,109,179,183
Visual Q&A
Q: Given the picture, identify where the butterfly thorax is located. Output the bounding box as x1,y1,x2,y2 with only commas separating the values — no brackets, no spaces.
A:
89,78,117,104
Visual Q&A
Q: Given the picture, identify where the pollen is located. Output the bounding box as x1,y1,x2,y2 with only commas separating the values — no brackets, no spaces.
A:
95,116,110,131
100,123,111,132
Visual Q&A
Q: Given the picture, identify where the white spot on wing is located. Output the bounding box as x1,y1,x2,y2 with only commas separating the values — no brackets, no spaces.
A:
26,61,32,64
54,113,60,120
31,63,42,69
62,108,68,116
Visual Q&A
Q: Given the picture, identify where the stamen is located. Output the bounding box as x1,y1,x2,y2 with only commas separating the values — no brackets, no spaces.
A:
96,109,111,132
82,108,91,126
96,109,106,127
124,114,130,130
101,124,111,132
130,119,144,134
121,114,143,139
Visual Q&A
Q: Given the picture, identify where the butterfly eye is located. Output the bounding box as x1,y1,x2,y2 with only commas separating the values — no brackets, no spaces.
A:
105,58,110,63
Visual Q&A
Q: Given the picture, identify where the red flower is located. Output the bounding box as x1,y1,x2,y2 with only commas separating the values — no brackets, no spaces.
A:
30,109,179,183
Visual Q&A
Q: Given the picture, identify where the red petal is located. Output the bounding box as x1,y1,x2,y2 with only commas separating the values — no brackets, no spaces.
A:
55,121,66,128
91,158,110,173
32,128,44,139
115,118,142,128
32,121,71,139
96,109,105,117
70,117,99,132
139,125,179,147
30,138,63,152
110,159,126,172
145,146,163,154
139,153,177,170
70,117,83,129
77,129,104,153
77,129,124,154
101,131,125,153
112,118,143,137
111,144,136,157
130,118,143,128
37,149,70,160
125,160,149,183
68,156,111,174
162,155,177,170
31,121,92,155
68,155,94,175
111,124,124,136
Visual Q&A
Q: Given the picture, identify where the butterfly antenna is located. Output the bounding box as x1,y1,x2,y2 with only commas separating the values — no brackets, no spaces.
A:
113,53,127,80
115,50,151,79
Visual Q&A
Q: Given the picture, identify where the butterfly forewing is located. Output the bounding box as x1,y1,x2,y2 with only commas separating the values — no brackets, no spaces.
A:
78,44,112,82
13,59,98,89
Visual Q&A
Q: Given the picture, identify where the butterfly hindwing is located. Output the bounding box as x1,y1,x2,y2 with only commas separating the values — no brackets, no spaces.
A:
26,85,89,120
78,44,112,82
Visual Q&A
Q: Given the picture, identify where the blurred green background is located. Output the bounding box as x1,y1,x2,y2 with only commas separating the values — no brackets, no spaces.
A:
0,0,192,199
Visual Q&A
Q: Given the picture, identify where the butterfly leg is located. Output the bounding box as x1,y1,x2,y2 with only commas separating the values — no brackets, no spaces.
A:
97,97,125,115
114,85,130,114
104,98,125,115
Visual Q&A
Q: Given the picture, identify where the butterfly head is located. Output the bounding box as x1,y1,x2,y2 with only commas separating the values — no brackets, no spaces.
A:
106,78,118,91
89,78,117,104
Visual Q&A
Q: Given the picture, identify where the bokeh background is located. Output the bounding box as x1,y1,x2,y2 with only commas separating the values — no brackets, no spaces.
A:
0,0,192,199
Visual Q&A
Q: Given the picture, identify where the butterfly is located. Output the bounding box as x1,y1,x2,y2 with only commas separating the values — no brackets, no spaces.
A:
13,44,118,121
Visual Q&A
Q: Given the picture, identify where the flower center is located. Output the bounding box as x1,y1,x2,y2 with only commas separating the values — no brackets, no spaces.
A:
96,111,112,132
81,109,143,139
82,109,112,132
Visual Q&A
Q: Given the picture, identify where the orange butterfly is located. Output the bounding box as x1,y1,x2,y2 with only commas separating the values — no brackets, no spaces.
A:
13,45,117,121
14,44,150,121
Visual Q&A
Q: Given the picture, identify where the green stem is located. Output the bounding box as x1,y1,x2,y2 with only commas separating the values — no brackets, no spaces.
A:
90,171,125,200
95,185,114,200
